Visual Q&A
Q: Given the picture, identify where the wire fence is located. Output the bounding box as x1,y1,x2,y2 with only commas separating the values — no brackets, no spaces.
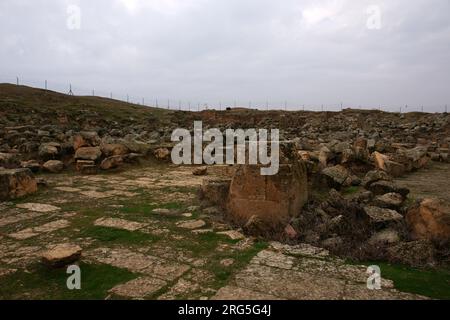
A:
0,75,447,113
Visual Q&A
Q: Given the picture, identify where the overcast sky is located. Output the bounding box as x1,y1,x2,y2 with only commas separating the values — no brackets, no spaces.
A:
0,0,449,111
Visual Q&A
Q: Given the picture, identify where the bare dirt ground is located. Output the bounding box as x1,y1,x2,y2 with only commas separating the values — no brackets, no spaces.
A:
0,164,426,300
396,162,450,205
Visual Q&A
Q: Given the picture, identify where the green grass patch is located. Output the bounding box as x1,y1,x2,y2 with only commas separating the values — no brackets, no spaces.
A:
0,262,136,300
343,186,360,195
77,226,160,245
363,262,450,300
175,232,239,256
120,203,156,215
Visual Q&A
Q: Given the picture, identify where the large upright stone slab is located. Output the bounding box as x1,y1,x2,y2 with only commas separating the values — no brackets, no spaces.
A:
227,161,308,228
0,168,37,201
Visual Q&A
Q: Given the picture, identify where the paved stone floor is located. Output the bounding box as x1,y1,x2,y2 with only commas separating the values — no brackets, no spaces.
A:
0,165,426,300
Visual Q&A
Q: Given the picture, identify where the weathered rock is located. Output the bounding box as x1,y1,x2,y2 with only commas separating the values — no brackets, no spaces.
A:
321,165,350,189
373,193,404,210
177,220,206,230
0,152,20,168
354,137,368,149
43,160,64,173
38,142,60,160
193,166,208,176
9,219,70,240
41,244,82,268
20,160,41,173
154,148,170,161
326,215,345,233
373,152,406,177
199,178,231,208
400,147,430,170
364,206,403,228
368,180,410,198
354,137,369,160
368,228,400,246
227,161,308,230
220,258,235,267
406,198,450,243
0,168,37,201
318,146,332,167
361,170,392,187
16,203,60,212
75,147,102,161
100,156,123,170
284,224,298,239
217,230,245,240
123,153,145,163
76,160,95,172
77,131,101,147
101,143,129,157
152,208,173,215
387,240,436,267
242,215,267,236
321,236,344,251
73,135,88,150
81,165,98,175
121,135,151,154
94,218,147,231
109,277,167,299
340,148,355,164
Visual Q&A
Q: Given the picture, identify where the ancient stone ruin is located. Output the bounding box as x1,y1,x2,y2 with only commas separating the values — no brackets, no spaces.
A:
0,85,449,300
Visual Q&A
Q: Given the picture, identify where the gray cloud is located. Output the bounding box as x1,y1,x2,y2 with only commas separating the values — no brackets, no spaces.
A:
0,0,449,112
